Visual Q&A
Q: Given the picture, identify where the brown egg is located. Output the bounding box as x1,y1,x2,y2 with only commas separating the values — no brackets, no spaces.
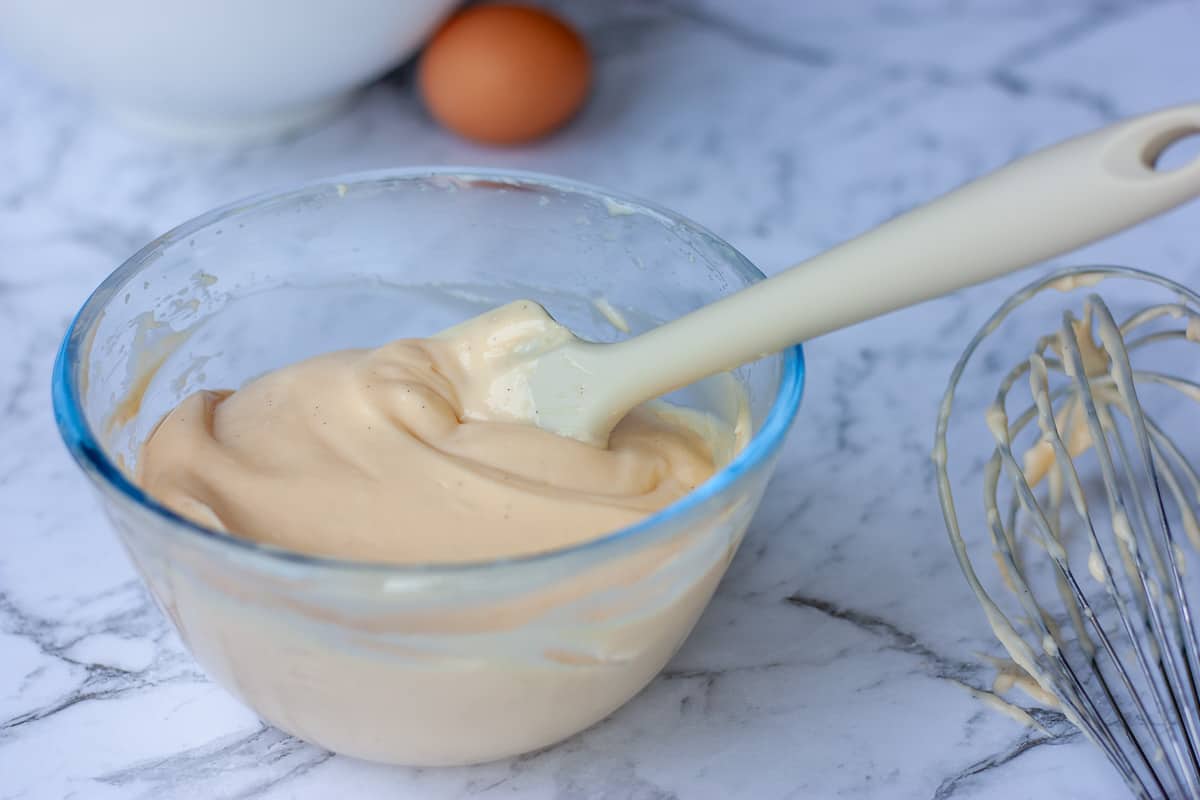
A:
418,4,591,145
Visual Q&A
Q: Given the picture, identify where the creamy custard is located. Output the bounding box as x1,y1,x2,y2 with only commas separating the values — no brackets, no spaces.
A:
137,301,745,563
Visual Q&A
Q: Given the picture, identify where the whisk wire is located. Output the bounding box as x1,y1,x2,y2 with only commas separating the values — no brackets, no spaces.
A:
988,409,1168,794
934,267,1200,800
1089,299,1200,777
1055,307,1200,796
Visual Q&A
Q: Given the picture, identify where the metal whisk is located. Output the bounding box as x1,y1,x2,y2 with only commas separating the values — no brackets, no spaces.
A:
934,266,1200,799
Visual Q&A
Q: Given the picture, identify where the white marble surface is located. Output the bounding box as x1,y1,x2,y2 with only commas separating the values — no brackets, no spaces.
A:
2,1,1199,797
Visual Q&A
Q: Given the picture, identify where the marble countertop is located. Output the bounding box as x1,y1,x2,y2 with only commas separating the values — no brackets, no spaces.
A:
3,1,1199,797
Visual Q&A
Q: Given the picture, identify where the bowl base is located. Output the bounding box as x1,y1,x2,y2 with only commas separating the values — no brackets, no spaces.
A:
106,92,356,143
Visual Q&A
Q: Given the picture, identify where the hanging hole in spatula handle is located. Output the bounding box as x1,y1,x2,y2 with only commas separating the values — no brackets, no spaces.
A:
1150,129,1200,173
1103,105,1200,181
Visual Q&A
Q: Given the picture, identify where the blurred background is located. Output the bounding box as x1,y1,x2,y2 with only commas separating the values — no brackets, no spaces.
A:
7,0,1196,293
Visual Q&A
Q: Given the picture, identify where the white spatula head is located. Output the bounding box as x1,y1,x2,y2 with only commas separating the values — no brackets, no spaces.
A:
431,300,631,444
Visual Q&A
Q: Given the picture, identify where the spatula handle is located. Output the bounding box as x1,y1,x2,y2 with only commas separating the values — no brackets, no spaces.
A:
609,104,1200,404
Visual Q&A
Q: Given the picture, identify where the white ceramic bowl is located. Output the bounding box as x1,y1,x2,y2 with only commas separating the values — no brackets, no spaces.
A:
0,0,459,139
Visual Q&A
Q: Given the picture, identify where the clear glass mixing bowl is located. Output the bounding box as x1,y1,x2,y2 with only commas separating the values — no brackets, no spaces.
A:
52,169,805,766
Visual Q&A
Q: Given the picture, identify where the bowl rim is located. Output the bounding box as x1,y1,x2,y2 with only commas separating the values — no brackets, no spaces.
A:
51,167,805,575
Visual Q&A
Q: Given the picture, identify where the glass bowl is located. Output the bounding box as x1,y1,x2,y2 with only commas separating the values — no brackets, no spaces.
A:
52,169,805,766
